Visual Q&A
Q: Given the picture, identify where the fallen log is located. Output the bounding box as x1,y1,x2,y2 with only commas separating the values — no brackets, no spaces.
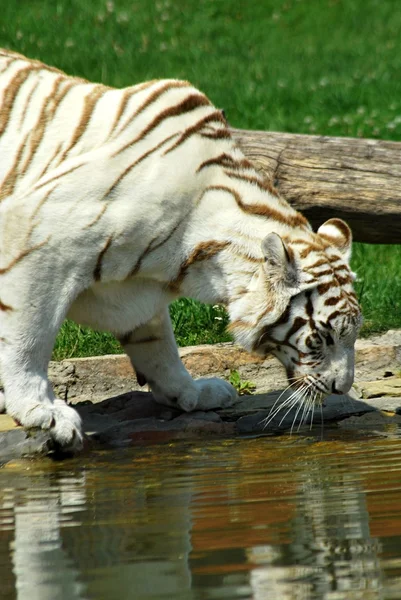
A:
231,129,401,244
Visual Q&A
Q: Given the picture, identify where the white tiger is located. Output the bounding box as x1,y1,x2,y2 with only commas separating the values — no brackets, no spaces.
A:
0,49,361,451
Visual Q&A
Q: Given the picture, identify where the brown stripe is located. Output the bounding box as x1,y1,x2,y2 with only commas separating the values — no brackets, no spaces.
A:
19,76,65,177
304,333,319,349
225,171,278,196
93,236,112,281
285,238,311,246
0,236,51,275
46,79,78,122
0,57,14,74
19,75,75,137
324,295,341,306
317,281,334,295
108,88,133,137
108,81,159,137
196,153,238,173
285,317,307,341
328,310,342,322
0,132,30,200
33,161,84,192
169,240,230,291
113,80,192,148
0,66,40,138
127,209,196,279
275,304,292,327
205,185,307,228
84,203,110,229
305,258,328,270
328,253,343,265
200,129,231,140
128,236,158,278
35,142,64,180
197,153,253,171
24,186,57,244
0,299,13,311
58,85,107,162
298,242,330,259
164,111,227,155
114,92,211,156
307,268,333,278
305,291,314,320
253,297,278,328
30,186,56,219
335,273,352,285
103,133,179,200
18,80,38,129
24,82,77,178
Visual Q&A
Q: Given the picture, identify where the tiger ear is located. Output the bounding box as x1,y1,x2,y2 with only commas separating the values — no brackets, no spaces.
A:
261,233,299,291
317,218,352,261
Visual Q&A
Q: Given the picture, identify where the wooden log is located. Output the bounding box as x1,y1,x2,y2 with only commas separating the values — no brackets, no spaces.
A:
231,129,401,244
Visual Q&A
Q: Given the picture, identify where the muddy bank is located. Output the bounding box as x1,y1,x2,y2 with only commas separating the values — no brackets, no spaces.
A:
1,330,400,461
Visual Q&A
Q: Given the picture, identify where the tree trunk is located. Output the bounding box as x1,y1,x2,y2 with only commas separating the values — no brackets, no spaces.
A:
231,129,401,244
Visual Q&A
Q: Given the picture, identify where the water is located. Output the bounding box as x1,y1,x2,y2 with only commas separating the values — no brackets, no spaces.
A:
1,428,401,600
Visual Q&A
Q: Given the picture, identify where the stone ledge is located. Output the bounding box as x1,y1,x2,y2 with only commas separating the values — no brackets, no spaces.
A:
0,330,400,461
45,330,401,405
1,389,400,462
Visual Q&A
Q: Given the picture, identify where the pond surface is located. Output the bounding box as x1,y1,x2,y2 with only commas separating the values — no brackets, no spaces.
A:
1,428,401,600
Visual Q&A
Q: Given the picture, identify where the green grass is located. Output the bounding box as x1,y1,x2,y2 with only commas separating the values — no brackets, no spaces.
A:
352,244,401,337
1,0,400,358
52,300,231,360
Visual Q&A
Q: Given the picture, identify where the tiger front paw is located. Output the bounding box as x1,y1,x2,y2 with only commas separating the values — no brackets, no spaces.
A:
169,378,238,412
10,399,83,452
193,377,238,411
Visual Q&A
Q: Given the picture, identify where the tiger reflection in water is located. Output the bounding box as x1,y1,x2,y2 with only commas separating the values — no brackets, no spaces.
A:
0,457,384,600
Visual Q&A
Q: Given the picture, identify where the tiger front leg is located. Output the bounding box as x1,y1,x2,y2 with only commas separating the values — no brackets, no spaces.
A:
119,308,238,412
0,259,83,452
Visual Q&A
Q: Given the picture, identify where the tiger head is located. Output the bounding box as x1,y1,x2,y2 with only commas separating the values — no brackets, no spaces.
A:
229,219,362,401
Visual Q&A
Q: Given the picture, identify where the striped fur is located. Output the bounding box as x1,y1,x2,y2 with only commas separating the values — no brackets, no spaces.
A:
0,49,361,449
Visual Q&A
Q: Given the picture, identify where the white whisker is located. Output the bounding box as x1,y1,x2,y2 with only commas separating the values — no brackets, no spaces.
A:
290,391,307,434
297,386,314,432
278,391,305,427
259,379,301,427
309,390,317,430
261,385,305,429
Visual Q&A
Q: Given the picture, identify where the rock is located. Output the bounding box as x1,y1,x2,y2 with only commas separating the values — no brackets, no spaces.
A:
179,343,264,376
90,412,234,448
0,429,53,462
338,410,401,430
173,410,222,423
354,332,401,381
356,378,401,399
235,394,377,434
